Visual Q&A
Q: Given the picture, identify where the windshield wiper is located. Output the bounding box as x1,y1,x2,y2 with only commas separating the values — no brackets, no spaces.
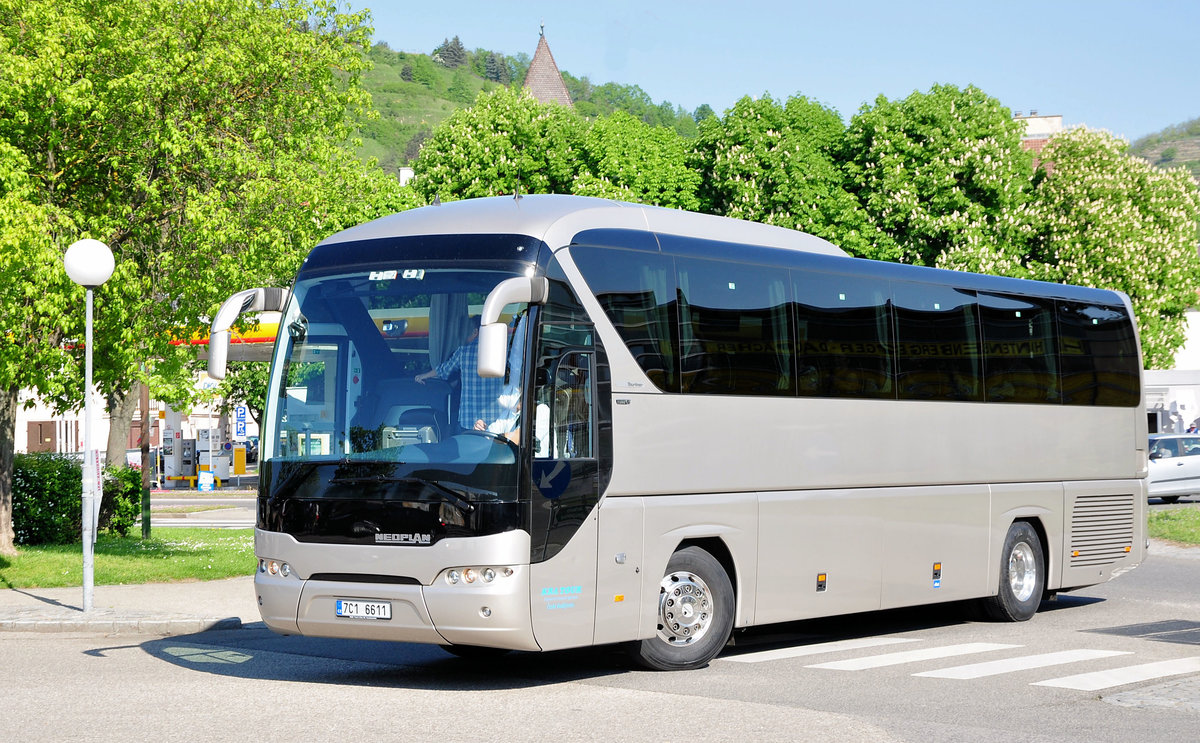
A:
326,475,483,513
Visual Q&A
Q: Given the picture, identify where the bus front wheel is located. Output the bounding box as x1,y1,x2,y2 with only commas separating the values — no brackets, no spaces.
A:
981,521,1045,622
630,546,734,671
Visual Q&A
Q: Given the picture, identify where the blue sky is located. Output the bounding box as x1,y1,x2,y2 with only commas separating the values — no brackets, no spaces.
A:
363,0,1199,143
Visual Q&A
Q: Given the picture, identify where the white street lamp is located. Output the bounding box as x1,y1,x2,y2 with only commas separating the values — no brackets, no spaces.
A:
64,238,114,613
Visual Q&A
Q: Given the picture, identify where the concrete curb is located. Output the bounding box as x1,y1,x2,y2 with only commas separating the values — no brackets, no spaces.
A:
0,613,243,635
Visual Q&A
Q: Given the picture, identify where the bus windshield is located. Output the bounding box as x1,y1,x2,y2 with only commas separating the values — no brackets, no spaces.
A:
262,265,530,500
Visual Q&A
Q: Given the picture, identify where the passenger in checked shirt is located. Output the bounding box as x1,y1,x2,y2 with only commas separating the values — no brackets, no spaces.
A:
415,326,513,434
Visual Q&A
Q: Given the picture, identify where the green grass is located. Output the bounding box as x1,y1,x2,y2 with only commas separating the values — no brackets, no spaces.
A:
1148,508,1200,545
0,528,254,589
152,505,238,514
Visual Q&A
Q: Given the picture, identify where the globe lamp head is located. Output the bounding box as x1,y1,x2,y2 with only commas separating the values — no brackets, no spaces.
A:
64,239,115,288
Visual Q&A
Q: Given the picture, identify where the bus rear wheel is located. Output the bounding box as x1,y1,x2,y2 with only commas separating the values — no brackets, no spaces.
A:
630,546,734,671
980,521,1045,622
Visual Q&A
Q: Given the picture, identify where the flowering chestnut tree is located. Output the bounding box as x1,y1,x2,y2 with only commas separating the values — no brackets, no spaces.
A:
572,111,700,210
843,84,1035,267
410,88,586,201
691,95,884,258
1021,128,1200,369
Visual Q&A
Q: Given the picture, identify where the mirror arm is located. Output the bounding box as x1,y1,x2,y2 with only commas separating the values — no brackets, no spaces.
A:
207,287,290,380
477,276,548,378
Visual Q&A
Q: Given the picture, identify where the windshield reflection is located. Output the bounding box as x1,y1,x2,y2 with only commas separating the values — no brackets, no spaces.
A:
262,266,529,501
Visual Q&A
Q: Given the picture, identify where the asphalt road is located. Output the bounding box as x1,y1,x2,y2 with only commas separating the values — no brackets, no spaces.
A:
3,535,1200,742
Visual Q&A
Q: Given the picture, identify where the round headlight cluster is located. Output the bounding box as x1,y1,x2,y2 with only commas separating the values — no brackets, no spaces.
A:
259,558,291,577
445,566,514,585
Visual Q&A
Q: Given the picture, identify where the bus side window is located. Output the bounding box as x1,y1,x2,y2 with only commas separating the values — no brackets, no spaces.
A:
536,351,594,459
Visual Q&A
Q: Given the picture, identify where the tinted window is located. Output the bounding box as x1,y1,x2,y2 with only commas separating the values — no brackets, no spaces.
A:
793,271,894,399
569,246,679,392
677,256,793,395
1058,301,1140,406
894,283,981,401
979,292,1059,404
541,252,590,324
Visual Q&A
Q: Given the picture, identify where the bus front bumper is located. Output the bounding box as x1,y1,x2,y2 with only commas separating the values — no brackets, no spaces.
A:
255,568,540,651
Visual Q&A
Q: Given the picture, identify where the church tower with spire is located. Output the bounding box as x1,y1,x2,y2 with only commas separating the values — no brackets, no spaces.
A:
522,24,573,107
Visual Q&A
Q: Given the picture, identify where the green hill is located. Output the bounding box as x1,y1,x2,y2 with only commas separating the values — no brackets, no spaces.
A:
1130,117,1200,179
356,41,514,176
356,38,707,176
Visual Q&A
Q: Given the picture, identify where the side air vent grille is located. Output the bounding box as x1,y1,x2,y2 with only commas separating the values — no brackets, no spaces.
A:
1069,493,1135,567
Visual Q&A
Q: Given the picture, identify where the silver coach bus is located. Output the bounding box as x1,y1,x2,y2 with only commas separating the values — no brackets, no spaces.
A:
208,195,1146,670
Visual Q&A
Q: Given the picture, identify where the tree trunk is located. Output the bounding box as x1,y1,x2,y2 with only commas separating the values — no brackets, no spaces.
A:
0,384,20,556
105,385,139,469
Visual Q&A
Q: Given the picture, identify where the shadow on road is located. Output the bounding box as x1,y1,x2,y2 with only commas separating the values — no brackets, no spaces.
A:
132,594,1106,689
137,623,632,689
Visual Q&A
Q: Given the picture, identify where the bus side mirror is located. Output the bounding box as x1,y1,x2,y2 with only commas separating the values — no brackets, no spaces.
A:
477,276,548,378
207,287,290,380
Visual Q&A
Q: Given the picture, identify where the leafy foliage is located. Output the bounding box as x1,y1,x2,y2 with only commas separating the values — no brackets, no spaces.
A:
1130,116,1200,179
215,361,270,427
433,36,468,69
574,111,700,209
101,466,143,538
691,95,882,258
410,88,586,200
1022,128,1200,368
562,73,701,137
843,84,1035,266
11,454,81,546
11,454,142,545
0,0,421,552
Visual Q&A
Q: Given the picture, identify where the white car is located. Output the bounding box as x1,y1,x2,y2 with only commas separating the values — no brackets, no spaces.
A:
1147,434,1200,503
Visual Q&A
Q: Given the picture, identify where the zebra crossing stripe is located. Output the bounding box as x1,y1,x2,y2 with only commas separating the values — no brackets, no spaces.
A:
1032,657,1200,691
914,649,1133,679
806,643,1020,671
722,637,919,664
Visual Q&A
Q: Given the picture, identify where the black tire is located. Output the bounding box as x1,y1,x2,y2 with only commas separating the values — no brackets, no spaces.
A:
629,546,734,671
1161,495,1181,504
980,521,1045,622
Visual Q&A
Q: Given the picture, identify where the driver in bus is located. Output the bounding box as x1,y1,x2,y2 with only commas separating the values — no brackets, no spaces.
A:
415,313,525,436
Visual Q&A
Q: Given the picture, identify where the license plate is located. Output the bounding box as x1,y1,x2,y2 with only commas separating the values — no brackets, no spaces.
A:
335,599,392,620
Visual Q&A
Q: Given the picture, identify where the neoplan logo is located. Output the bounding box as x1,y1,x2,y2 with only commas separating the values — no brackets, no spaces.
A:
375,533,432,545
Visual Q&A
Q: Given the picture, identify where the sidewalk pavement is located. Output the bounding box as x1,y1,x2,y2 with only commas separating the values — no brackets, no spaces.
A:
0,575,260,636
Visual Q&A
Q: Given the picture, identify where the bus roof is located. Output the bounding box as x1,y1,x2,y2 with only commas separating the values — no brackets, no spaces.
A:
316,194,849,258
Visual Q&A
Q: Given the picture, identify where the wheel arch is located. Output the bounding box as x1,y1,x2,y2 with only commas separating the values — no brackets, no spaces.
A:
674,536,739,608
992,507,1057,594
1013,515,1052,596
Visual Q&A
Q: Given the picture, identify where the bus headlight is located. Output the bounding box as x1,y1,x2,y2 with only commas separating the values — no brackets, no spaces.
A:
259,559,291,577
444,566,513,586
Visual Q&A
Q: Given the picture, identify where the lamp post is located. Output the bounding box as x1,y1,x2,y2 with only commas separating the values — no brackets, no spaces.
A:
63,238,115,612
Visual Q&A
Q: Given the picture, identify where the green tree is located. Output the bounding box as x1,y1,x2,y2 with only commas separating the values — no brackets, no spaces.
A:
215,361,270,427
843,84,1035,266
1021,128,1200,368
483,52,510,85
410,87,585,200
447,69,475,105
573,111,700,209
0,0,421,553
0,144,76,555
692,95,882,257
434,36,467,69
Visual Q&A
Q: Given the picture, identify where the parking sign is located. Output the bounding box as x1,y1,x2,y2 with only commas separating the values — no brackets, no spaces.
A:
233,405,248,441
